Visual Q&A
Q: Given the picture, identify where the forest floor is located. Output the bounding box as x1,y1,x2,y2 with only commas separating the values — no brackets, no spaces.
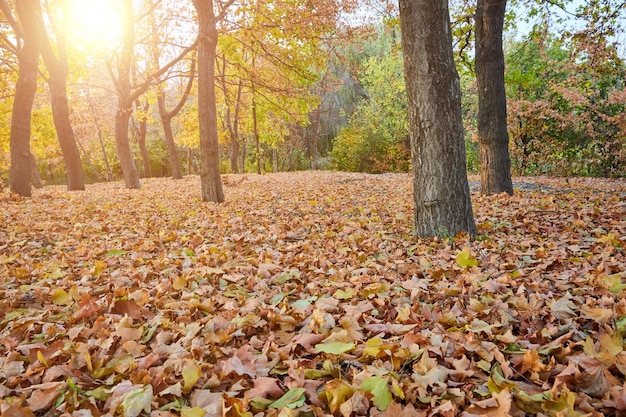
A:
0,171,625,417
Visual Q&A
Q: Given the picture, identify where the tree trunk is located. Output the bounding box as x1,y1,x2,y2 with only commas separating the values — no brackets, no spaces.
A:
193,0,224,202
241,136,247,173
160,109,182,178
134,100,152,178
156,56,195,180
476,0,513,195
46,70,85,190
114,0,141,189
151,3,194,181
87,92,113,181
252,92,261,175
30,152,42,188
38,5,85,191
399,0,476,238
10,0,42,197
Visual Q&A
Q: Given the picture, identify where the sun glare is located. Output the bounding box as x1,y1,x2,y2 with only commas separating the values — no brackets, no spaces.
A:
66,0,123,51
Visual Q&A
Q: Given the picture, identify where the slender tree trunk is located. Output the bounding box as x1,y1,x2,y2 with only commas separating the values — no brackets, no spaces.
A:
193,0,224,202
88,93,113,180
476,0,513,195
159,109,182,178
46,70,85,190
114,0,141,189
134,100,152,178
399,0,476,238
241,136,247,173
29,152,42,188
9,0,42,197
252,91,261,175
38,4,85,191
156,56,195,180
150,2,194,180
272,148,278,173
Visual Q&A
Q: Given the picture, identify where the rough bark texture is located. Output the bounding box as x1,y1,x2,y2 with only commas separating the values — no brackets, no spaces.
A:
9,0,41,197
475,0,513,195
399,0,476,238
193,0,224,202
39,7,85,191
115,0,141,189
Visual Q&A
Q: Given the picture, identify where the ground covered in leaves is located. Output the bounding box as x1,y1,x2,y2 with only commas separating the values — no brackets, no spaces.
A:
0,172,625,417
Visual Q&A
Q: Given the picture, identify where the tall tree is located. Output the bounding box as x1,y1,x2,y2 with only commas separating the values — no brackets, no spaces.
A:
113,0,141,189
399,0,476,237
475,0,513,195
148,0,196,180
38,0,85,190
191,0,228,202
5,0,41,196
111,0,197,189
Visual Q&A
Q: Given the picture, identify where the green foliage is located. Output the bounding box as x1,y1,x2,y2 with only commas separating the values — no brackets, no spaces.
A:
330,27,410,174
505,28,626,177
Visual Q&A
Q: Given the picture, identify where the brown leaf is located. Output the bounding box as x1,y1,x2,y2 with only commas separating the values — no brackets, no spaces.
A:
462,389,513,416
111,299,153,320
189,390,224,417
0,406,36,417
26,382,66,412
246,377,284,399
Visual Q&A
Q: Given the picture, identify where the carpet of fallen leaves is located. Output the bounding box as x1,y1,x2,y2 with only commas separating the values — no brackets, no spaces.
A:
0,171,625,417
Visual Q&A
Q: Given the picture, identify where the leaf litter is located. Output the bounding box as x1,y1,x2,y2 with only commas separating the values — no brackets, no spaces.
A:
0,171,624,416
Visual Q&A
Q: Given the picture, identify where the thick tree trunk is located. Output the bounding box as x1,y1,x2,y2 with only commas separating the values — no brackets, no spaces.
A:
399,0,476,238
193,0,224,202
114,0,141,189
475,0,513,195
9,0,42,197
38,6,85,191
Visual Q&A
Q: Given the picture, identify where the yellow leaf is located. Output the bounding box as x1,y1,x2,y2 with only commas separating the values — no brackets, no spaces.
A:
181,407,207,417
333,288,355,300
456,247,478,268
37,350,49,368
51,289,72,305
182,361,202,392
92,260,107,277
173,275,187,290
396,305,411,322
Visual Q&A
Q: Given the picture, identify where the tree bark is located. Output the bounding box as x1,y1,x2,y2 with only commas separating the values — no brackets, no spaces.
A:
252,90,261,175
38,4,85,191
475,0,513,195
193,0,224,202
150,2,194,180
134,100,151,178
399,0,476,238
9,0,42,197
29,152,42,188
159,108,181,178
114,0,141,189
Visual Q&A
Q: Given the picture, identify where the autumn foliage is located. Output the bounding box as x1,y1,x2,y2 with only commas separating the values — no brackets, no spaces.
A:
0,172,624,416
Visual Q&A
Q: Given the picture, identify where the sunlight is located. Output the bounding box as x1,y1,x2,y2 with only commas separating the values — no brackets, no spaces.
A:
65,0,123,51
